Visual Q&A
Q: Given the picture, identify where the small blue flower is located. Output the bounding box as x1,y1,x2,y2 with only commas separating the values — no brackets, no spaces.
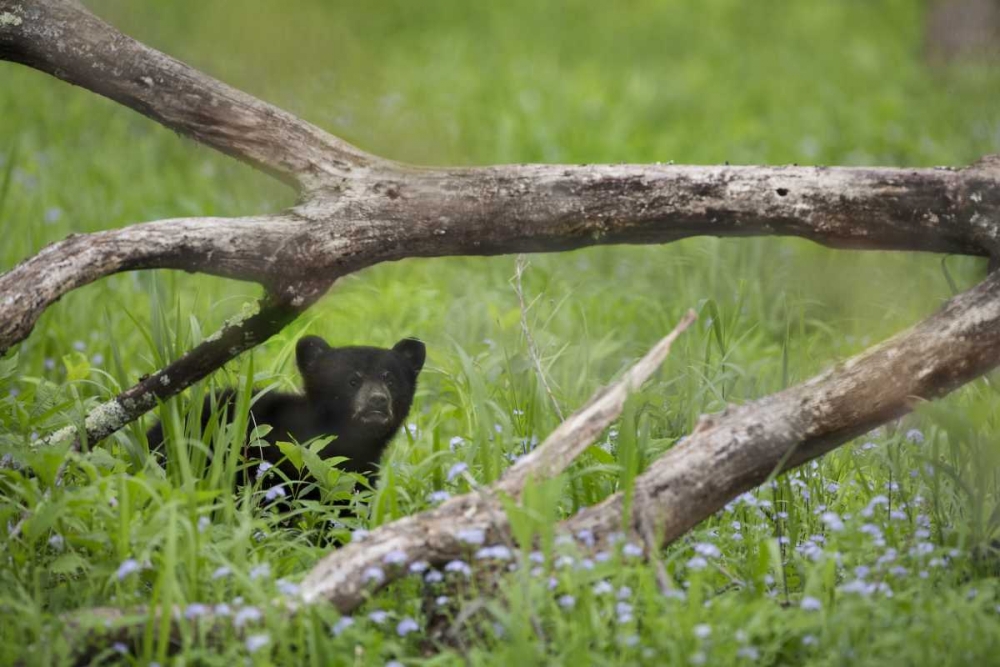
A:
576,529,595,547
245,633,270,653
622,542,643,558
821,511,844,532
212,566,231,580
331,616,354,636
256,461,272,479
249,563,271,580
428,490,451,504
264,485,286,501
686,556,708,570
800,596,822,611
456,528,485,545
444,560,471,577
558,594,575,609
397,617,419,636
425,570,444,584
362,566,385,584
276,578,299,596
905,429,925,444
447,462,469,482
693,542,721,559
368,610,389,624
184,603,210,619
475,545,513,560
351,528,370,542
593,580,613,595
383,549,408,566
116,558,141,580
233,606,262,628
408,560,429,574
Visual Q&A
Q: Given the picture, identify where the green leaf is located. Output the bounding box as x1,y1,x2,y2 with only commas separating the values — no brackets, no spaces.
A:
275,440,304,472
62,352,91,382
50,552,90,576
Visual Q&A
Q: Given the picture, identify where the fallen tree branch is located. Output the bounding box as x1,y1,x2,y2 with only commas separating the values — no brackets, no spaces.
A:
4,160,999,360
34,292,317,451
0,214,306,352
564,263,1000,548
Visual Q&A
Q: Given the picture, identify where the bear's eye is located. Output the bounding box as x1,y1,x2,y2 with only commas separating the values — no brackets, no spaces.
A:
349,373,361,388
381,370,395,386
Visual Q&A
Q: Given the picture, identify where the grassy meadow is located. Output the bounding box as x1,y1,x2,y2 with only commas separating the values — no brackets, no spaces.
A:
2,0,1000,664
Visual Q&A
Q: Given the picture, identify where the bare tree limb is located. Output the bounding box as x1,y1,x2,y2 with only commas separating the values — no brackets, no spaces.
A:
0,214,304,352
4,160,999,359
36,293,315,450
564,265,1000,547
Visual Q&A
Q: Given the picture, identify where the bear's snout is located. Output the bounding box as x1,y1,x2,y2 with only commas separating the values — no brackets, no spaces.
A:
352,380,394,426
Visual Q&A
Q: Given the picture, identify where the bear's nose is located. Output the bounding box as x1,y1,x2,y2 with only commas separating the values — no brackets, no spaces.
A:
368,392,390,412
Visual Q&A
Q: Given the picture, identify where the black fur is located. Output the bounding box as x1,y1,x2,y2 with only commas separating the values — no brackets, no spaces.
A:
146,336,425,498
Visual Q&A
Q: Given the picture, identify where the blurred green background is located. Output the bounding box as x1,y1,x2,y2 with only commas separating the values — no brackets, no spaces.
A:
2,1,1000,664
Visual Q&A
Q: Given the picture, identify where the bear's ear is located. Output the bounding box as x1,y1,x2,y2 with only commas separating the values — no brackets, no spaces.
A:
296,336,331,373
393,338,426,375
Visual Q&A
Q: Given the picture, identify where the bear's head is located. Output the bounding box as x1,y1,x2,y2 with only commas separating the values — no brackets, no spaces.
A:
295,336,426,436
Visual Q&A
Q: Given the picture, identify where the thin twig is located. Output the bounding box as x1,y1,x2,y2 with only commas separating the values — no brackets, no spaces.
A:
513,255,565,421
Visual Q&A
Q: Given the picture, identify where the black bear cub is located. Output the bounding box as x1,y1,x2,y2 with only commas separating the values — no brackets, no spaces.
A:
147,336,425,498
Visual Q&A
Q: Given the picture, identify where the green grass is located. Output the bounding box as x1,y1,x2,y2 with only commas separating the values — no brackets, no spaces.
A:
2,0,1000,664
